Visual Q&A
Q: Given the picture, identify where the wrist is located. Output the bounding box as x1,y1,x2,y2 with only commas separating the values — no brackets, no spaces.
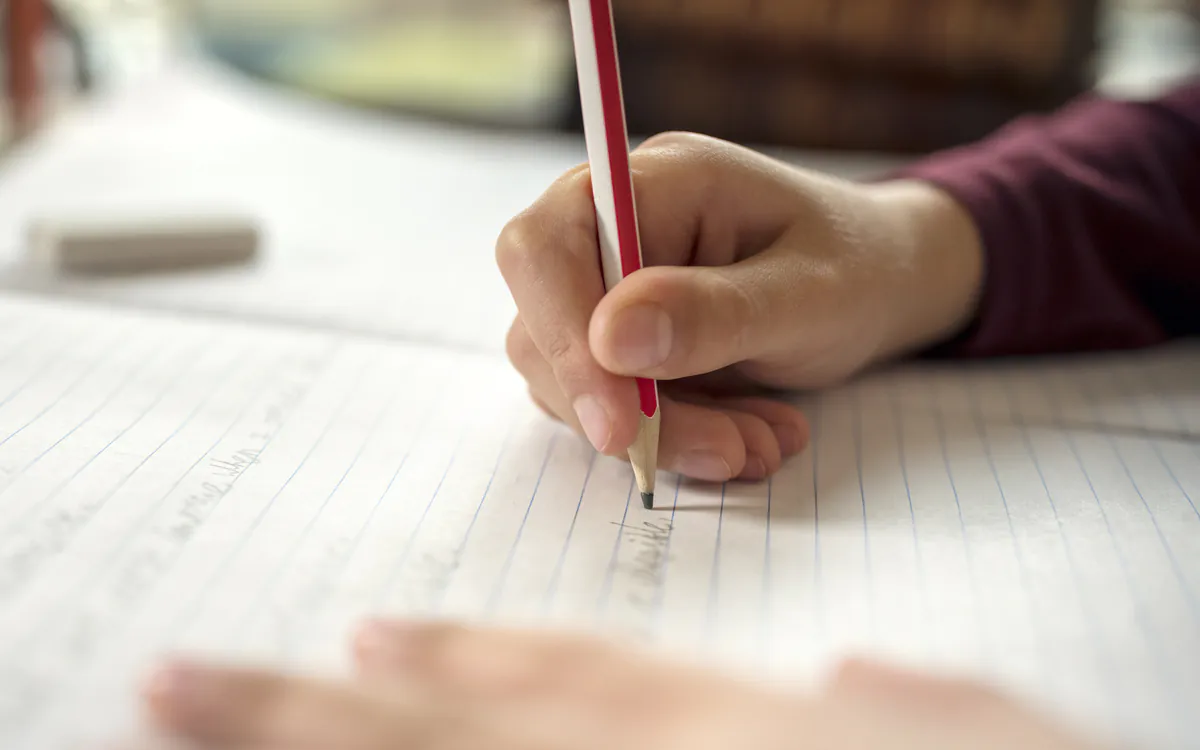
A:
864,179,985,361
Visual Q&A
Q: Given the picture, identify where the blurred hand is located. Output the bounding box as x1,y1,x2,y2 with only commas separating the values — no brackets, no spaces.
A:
142,621,1102,750
497,133,982,482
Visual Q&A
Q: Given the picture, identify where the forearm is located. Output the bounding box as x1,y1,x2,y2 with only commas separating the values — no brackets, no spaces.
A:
885,78,1200,358
864,179,985,362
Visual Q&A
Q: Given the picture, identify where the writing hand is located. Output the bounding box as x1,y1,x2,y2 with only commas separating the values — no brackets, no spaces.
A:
498,133,983,482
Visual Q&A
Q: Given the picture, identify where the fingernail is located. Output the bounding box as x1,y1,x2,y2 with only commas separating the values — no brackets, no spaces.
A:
740,454,769,481
675,451,733,482
609,303,672,371
573,395,612,452
774,424,804,456
143,661,211,722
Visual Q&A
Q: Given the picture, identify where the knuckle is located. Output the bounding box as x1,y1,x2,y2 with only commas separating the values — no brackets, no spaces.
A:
635,132,726,214
529,390,559,421
505,319,539,371
496,199,597,277
494,215,539,279
541,330,577,366
639,132,729,180
640,130,710,152
706,273,767,355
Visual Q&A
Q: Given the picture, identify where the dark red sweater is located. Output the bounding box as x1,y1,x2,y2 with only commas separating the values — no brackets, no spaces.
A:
896,77,1200,358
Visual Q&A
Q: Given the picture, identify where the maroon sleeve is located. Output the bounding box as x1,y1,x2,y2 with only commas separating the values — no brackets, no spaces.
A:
893,77,1200,358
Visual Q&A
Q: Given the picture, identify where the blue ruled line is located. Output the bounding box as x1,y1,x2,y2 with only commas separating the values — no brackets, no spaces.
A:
888,385,929,659
484,434,557,615
702,481,728,645
431,423,514,615
928,376,987,668
651,472,682,634
596,475,635,619
542,451,597,613
231,378,404,637
168,356,370,634
1043,370,1193,744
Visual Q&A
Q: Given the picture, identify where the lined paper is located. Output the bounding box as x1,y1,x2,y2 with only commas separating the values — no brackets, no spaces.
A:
0,296,1196,750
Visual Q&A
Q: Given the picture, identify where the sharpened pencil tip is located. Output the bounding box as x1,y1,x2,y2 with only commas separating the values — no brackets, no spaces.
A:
641,492,654,510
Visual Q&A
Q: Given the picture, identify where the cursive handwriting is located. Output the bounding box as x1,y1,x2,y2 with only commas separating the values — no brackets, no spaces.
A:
33,360,322,675
109,380,309,613
609,519,673,639
209,448,261,478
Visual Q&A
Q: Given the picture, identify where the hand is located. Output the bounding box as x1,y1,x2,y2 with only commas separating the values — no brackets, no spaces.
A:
141,621,1102,750
497,132,983,482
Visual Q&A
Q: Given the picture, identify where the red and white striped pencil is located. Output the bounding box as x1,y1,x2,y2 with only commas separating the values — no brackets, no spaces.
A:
567,0,661,510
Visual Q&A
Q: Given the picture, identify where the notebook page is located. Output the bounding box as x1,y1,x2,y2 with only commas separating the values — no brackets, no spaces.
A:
0,295,1196,750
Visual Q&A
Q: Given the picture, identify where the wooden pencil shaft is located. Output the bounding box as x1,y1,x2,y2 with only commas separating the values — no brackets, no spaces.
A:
629,409,661,502
567,0,661,501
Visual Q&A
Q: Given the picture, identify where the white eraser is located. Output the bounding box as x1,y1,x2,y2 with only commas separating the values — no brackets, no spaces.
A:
26,213,260,274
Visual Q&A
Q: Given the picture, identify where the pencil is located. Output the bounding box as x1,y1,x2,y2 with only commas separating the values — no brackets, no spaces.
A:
567,0,661,510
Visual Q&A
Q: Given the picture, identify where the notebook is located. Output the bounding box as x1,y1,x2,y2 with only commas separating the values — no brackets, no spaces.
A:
0,293,1196,750
0,54,1197,750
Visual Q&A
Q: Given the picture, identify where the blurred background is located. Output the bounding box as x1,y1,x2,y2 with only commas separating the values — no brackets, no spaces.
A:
3,0,1200,158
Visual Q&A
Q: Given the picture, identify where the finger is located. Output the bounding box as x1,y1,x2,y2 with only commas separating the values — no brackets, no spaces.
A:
497,176,641,457
350,621,821,750
696,397,810,458
354,620,543,689
351,621,724,733
656,399,752,481
142,660,422,749
508,317,578,431
628,132,812,269
823,659,1095,749
529,389,560,423
497,135,804,457
513,320,752,482
718,408,781,481
590,241,849,382
353,622,627,700
520,319,808,477
829,658,1009,713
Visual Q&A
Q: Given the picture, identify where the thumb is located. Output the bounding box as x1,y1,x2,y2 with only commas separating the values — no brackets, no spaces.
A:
589,247,838,380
